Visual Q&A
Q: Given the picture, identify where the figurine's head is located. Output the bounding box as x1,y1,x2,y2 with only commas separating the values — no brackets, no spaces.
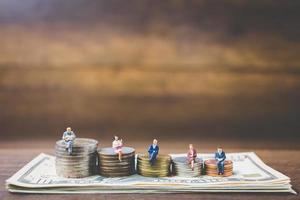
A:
66,127,72,132
114,136,119,140
189,144,193,150
153,139,158,145
217,147,223,154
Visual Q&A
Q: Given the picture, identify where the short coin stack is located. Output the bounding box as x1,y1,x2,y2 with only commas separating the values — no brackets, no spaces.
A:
98,147,135,177
172,157,203,177
137,154,171,177
204,159,233,177
55,138,98,178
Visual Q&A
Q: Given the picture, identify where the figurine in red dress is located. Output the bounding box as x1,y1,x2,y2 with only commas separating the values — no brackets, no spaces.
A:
187,144,197,170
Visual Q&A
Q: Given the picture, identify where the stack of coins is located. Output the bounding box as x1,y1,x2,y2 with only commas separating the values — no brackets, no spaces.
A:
137,154,171,177
172,157,203,177
98,147,135,177
204,159,233,177
55,138,98,178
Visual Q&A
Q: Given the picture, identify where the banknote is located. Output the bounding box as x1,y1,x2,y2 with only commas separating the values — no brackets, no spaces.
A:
6,152,296,194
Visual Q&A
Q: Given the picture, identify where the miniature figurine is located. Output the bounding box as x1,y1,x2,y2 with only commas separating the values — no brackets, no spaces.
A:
112,136,123,161
187,144,197,170
215,147,226,175
62,127,76,155
148,139,159,166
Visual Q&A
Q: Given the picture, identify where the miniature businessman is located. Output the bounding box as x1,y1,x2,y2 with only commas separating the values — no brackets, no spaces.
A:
112,136,123,161
62,127,76,155
148,139,159,166
187,144,197,170
215,147,226,175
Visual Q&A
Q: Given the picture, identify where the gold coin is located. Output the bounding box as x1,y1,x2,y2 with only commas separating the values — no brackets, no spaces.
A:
206,173,233,177
205,159,232,166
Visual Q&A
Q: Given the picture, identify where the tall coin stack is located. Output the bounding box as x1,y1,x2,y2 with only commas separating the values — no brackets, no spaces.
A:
172,157,203,177
204,159,233,177
55,138,98,178
137,154,171,177
98,147,135,177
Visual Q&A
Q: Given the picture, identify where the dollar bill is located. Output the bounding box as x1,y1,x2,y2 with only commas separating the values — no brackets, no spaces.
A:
6,152,296,194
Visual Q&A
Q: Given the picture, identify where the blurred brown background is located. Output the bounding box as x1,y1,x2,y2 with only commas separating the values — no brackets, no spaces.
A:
0,0,299,147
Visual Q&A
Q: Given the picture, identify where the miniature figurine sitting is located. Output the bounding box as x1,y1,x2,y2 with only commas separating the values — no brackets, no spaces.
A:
112,136,123,161
187,144,197,170
62,127,76,155
148,139,159,166
215,147,226,175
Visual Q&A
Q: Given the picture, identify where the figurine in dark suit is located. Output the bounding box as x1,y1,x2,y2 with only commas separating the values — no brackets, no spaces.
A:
148,139,159,166
215,147,226,175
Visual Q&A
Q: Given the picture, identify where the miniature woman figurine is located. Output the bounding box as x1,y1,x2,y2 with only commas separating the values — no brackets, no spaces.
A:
215,147,226,175
112,136,123,161
148,139,159,166
187,144,197,170
62,127,76,155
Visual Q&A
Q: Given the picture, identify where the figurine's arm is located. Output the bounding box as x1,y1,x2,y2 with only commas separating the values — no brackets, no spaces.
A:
148,146,152,154
70,132,76,140
220,152,226,162
112,141,117,148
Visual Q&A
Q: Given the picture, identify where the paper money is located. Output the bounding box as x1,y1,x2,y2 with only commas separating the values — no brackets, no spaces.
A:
5,152,296,194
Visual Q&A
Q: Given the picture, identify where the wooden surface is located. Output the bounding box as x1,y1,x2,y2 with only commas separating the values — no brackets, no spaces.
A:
0,140,299,200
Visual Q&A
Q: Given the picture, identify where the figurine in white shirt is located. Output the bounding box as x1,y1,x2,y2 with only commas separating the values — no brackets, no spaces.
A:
62,127,76,155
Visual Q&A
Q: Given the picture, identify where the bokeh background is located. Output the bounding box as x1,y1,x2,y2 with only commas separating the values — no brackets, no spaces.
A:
0,0,299,147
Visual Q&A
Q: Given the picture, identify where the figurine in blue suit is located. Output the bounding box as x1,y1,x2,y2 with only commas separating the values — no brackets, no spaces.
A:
148,139,159,166
215,147,226,175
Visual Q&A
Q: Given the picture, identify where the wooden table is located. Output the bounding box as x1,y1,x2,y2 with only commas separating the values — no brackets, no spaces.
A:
0,140,299,200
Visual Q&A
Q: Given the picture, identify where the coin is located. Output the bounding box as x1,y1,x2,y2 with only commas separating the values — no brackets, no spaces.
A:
137,154,171,177
204,159,233,177
55,138,98,178
98,147,135,177
172,156,203,177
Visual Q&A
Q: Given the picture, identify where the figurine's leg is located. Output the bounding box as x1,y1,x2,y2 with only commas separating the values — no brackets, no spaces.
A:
118,151,122,161
149,154,154,165
65,141,70,152
220,161,224,174
149,154,152,162
69,141,73,155
152,154,157,166
150,158,154,166
191,160,194,170
65,142,68,151
66,141,72,155
217,162,221,175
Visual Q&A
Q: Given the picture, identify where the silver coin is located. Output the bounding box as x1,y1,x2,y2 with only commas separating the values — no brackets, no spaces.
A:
56,172,91,178
55,149,97,156
55,145,97,150
56,138,98,147
55,163,96,168
172,156,203,177
98,147,135,156
99,163,133,168
55,138,99,178
55,155,97,160
55,151,97,157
